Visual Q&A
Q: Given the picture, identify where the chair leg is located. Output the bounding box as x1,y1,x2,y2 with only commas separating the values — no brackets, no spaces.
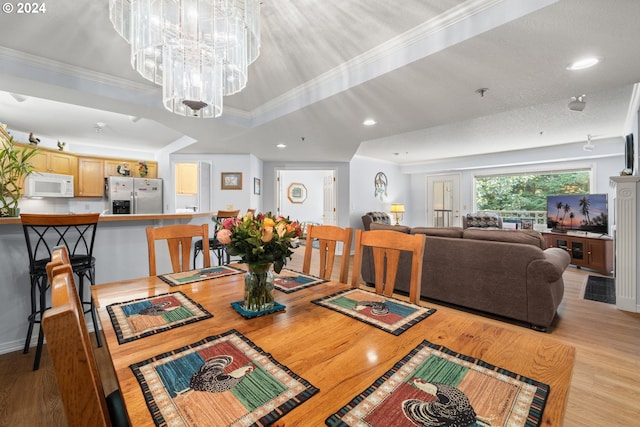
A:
77,269,102,348
27,274,48,371
33,327,45,371
193,247,200,270
85,269,102,348
23,276,38,354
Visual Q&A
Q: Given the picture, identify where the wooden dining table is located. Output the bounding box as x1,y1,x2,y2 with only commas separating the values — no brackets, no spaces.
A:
92,266,575,427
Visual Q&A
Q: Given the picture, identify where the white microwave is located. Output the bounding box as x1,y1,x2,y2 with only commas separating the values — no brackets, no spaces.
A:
24,173,74,198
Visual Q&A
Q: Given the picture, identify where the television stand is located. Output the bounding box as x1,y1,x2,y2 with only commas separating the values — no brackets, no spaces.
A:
542,232,614,276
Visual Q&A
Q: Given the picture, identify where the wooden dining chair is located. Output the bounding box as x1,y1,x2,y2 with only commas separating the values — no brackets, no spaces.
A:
351,229,426,304
42,263,129,427
146,224,210,276
302,224,353,283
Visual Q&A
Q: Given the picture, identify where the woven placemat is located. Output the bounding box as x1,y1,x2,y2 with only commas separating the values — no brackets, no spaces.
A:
107,291,212,344
312,288,435,335
130,329,318,426
327,338,549,426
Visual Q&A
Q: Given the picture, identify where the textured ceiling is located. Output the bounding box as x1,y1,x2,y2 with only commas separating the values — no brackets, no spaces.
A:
0,0,638,164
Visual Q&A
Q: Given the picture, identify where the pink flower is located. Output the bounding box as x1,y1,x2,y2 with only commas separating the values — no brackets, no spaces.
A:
217,228,232,244
222,217,237,230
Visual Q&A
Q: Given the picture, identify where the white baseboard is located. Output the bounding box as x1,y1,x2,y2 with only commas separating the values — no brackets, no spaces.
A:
0,322,96,356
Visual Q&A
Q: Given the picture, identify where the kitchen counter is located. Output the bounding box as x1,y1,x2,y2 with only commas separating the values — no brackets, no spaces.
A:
0,211,214,225
0,211,216,354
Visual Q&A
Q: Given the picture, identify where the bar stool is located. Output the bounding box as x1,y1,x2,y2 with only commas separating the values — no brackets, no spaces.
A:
20,213,101,370
192,209,240,268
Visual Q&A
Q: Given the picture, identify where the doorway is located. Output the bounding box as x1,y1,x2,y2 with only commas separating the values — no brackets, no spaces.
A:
173,161,212,213
276,169,337,225
426,174,461,227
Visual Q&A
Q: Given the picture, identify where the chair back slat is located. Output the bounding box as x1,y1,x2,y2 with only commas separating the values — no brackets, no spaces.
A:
302,224,353,283
146,224,210,275
42,263,111,427
21,213,99,273
351,229,426,304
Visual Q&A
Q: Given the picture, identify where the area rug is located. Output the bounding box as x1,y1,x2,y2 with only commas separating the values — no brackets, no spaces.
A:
107,292,212,344
311,288,435,335
584,275,616,304
326,339,549,427
130,329,319,427
273,268,329,293
158,265,244,287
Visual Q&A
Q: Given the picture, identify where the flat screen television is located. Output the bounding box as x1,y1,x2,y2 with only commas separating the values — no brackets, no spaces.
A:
546,193,608,234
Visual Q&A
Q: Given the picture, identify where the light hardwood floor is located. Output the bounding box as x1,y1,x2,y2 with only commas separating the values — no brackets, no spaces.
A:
1,247,639,427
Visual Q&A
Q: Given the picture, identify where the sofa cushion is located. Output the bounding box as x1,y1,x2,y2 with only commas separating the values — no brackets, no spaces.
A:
462,228,545,249
370,223,411,233
463,213,502,229
411,227,463,238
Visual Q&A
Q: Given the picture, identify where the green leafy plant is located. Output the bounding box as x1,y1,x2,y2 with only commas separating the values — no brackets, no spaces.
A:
0,135,39,216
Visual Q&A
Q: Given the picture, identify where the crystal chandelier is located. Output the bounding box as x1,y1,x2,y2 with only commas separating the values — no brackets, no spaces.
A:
108,0,261,118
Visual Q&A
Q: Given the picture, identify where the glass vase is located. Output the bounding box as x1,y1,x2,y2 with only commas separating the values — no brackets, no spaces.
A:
244,262,275,312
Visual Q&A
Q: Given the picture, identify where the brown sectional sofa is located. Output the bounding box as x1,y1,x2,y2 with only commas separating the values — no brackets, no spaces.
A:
360,214,570,331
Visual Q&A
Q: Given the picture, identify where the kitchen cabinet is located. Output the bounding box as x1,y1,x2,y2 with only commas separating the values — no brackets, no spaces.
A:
77,157,105,197
30,149,77,176
175,162,198,194
543,232,613,275
105,159,158,178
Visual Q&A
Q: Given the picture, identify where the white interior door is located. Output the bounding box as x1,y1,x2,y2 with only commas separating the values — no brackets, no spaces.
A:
323,172,336,225
426,174,461,227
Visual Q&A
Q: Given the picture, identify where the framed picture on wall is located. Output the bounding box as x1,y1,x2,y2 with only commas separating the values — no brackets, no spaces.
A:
253,177,261,195
221,172,242,190
287,182,307,203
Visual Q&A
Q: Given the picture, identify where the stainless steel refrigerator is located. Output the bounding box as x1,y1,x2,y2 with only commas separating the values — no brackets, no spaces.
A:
105,176,163,214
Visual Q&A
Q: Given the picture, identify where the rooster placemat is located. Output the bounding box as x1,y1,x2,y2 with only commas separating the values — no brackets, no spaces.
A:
130,329,319,427
107,291,212,344
311,288,435,335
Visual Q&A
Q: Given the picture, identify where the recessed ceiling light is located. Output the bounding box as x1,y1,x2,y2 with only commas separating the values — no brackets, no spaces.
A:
363,118,377,126
276,143,286,149
566,57,600,71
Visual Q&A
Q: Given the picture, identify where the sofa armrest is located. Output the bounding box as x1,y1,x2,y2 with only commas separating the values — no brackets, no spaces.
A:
361,212,390,230
526,248,571,328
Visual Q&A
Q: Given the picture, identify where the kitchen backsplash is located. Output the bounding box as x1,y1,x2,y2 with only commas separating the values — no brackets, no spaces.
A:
18,197,107,214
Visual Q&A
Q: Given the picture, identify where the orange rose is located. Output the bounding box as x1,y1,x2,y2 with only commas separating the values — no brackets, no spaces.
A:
261,226,274,242
216,228,232,244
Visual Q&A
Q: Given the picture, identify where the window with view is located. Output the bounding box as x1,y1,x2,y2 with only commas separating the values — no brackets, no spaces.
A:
474,170,591,224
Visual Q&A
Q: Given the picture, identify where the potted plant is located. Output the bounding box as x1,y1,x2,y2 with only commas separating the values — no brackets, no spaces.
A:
0,134,39,217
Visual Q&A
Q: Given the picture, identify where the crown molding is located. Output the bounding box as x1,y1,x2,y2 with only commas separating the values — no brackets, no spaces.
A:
250,0,557,126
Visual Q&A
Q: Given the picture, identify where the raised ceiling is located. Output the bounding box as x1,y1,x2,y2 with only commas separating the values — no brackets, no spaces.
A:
0,0,639,164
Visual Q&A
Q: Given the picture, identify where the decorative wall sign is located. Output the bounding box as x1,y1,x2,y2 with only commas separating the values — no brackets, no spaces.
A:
287,182,307,203
374,171,388,200
221,172,242,190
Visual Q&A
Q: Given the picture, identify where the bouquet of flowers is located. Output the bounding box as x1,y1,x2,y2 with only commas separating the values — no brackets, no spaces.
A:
216,211,302,273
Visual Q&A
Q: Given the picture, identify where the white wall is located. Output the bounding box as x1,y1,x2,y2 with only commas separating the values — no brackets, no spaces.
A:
263,161,350,228
349,156,411,229
170,153,260,215
278,170,332,223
